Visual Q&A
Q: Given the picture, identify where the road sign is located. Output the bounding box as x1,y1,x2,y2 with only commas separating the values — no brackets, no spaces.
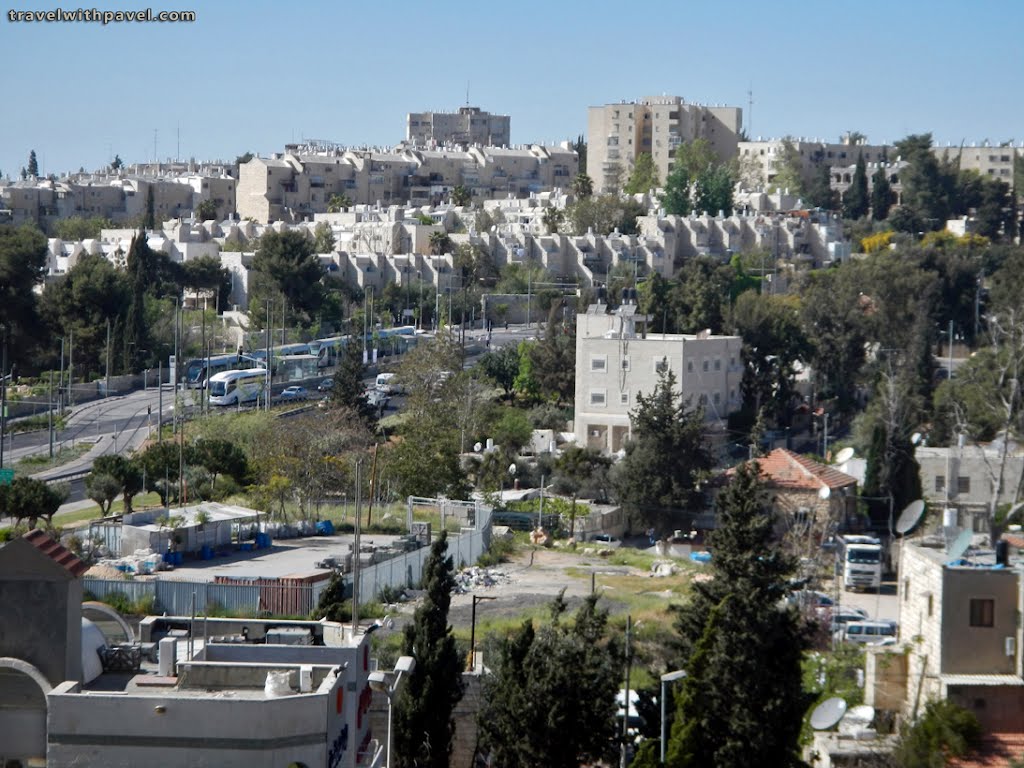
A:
0,468,14,485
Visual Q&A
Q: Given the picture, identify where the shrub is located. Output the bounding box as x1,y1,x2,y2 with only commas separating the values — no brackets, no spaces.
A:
477,536,515,567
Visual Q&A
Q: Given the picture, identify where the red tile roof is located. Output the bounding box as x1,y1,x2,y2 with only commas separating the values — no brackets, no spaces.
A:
752,448,858,492
22,528,88,578
949,733,1024,768
1001,533,1024,550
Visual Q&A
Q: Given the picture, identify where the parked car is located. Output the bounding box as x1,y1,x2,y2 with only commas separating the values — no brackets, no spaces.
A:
828,607,870,631
365,388,390,409
317,378,334,392
590,533,621,548
279,386,308,401
834,620,898,645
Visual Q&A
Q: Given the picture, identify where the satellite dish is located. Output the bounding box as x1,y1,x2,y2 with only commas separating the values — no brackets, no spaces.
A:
845,704,875,726
896,500,926,535
910,432,922,446
834,446,855,464
818,486,832,501
810,697,848,730
947,529,972,561
473,442,483,452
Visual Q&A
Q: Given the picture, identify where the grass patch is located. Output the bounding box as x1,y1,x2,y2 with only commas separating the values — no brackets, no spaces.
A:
54,492,165,527
14,443,91,476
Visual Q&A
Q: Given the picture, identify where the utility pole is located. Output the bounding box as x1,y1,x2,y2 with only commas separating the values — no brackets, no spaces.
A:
68,328,74,409
0,326,7,469
158,360,163,444
58,336,65,414
48,370,54,459
105,317,111,397
620,614,633,768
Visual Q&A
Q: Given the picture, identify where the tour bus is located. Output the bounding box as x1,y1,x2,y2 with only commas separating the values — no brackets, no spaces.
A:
839,534,883,591
208,368,268,407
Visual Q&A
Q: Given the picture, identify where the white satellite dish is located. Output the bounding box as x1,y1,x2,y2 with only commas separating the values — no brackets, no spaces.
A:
834,446,855,464
947,529,972,561
473,442,483,452
845,704,875,726
911,432,922,446
810,697,848,730
895,499,926,535
818,486,832,501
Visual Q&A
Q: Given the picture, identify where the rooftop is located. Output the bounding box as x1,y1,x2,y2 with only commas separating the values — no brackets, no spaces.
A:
751,448,858,492
22,528,89,577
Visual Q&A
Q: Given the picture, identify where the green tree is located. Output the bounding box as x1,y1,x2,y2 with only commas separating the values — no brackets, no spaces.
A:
613,368,712,528
311,572,349,623
312,221,336,253
772,138,805,195
195,198,218,221
326,193,352,212
477,345,521,401
624,152,660,194
571,134,587,171
667,462,813,767
0,476,66,528
248,229,324,327
137,441,192,505
806,163,838,210
693,164,734,216
478,593,621,768
843,153,869,219
331,338,374,419
124,232,152,373
392,530,464,768
0,224,48,367
193,438,249,493
429,230,453,256
673,139,717,179
181,255,231,312
571,172,594,199
892,699,980,768
672,256,735,334
871,165,894,220
91,455,143,515
661,163,692,216
893,133,952,232
552,445,611,536
731,292,810,426
450,184,472,207
144,185,156,230
235,151,254,166
52,216,113,241
27,150,38,178
527,302,575,404
85,473,121,515
563,194,644,236
541,206,564,234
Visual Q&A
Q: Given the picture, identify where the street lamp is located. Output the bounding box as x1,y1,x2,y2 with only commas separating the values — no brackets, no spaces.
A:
659,669,687,764
368,655,416,768
469,595,497,671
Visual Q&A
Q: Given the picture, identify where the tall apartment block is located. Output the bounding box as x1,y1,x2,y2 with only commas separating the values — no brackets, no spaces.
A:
406,106,511,147
587,96,742,194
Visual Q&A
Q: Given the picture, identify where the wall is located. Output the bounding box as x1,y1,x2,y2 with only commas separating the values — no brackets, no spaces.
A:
940,567,1019,676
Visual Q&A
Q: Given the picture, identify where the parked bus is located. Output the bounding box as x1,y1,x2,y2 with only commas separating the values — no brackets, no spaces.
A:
208,369,268,407
839,535,883,591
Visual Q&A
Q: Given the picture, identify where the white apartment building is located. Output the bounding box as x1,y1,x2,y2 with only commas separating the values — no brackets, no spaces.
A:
407,106,511,147
237,144,577,223
573,304,743,453
587,95,742,194
737,136,895,193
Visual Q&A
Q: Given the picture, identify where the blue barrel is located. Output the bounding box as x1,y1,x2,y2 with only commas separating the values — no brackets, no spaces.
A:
316,520,335,536
201,545,212,560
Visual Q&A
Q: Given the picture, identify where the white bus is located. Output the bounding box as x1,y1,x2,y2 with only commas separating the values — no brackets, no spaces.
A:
208,368,267,407
839,535,883,591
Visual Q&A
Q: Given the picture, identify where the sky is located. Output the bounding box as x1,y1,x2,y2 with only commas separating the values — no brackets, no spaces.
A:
3,0,1023,177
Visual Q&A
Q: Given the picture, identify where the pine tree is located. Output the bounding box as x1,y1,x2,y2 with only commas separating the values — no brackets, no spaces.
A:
144,185,156,230
27,150,38,178
842,153,869,219
392,531,464,768
123,232,151,372
661,164,692,216
331,337,373,419
667,462,814,767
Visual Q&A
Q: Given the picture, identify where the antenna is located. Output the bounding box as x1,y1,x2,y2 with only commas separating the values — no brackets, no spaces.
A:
809,697,847,730
895,499,926,535
946,529,972,561
834,446,855,464
747,82,753,136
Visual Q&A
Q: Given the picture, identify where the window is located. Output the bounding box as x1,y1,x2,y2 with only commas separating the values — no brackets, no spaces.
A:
589,390,606,406
621,356,631,371
714,359,721,371
713,392,721,404
687,360,694,373
590,355,607,372
927,594,933,617
702,360,709,372
655,358,669,373
969,598,994,628
935,475,946,493
957,476,971,494
903,578,910,601
620,392,629,405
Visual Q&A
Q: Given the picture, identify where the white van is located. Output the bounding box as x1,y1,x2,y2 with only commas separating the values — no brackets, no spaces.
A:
375,372,398,394
836,620,897,645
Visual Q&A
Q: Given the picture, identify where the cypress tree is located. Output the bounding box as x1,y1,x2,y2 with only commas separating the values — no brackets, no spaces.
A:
842,153,869,219
392,531,464,768
871,165,893,220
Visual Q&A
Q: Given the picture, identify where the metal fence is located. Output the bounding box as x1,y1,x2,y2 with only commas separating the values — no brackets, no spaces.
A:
83,577,317,618
350,505,493,605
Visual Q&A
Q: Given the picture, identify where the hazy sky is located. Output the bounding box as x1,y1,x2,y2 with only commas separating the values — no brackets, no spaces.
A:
3,0,1022,177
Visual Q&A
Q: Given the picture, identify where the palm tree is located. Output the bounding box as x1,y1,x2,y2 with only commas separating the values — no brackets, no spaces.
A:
572,173,594,199
429,230,452,256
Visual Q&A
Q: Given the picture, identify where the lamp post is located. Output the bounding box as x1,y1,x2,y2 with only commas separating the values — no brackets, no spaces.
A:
368,655,416,768
659,670,687,764
469,595,496,671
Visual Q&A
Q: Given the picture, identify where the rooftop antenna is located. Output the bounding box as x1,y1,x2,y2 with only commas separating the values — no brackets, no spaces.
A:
747,82,753,136
153,128,158,164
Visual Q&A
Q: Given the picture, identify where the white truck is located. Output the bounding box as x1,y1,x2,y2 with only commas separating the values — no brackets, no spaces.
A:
839,535,883,591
